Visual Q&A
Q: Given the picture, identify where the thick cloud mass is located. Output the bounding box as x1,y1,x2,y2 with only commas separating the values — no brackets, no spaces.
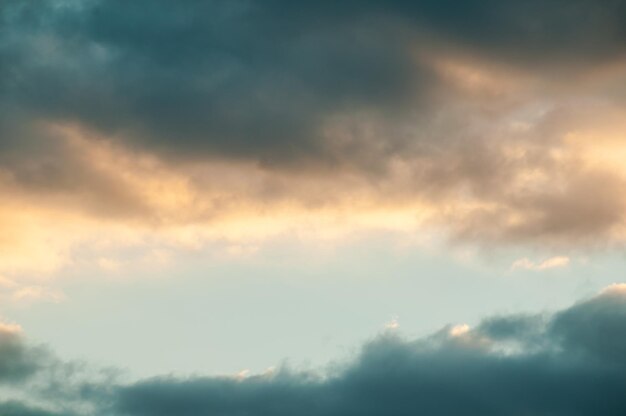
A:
2,0,423,165
3,0,626,163
4,287,626,415
2,0,626,276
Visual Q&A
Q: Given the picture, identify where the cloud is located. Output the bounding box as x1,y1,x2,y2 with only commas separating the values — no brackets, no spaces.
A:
511,255,570,271
3,286,626,415
0,322,41,384
550,286,626,362
384,316,400,330
448,323,471,337
0,323,115,415
1,0,426,166
2,0,624,164
105,286,626,415
2,0,626,274
0,402,68,416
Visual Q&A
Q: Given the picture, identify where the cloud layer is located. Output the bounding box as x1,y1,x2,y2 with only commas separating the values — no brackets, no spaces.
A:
2,286,626,415
3,0,626,277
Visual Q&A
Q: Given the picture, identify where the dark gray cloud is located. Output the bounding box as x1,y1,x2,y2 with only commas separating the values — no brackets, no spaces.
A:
106,288,626,416
0,402,67,416
2,0,626,166
0,325,110,416
5,288,626,415
551,287,626,362
0,326,44,384
1,0,424,167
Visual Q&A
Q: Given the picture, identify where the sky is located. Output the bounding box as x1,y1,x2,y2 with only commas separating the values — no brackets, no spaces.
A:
2,0,626,414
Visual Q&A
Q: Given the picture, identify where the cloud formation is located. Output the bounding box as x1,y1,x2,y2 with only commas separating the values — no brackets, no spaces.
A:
3,286,626,415
3,0,626,277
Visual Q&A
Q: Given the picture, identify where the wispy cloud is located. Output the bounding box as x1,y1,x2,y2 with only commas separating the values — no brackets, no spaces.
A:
384,316,400,330
511,256,570,271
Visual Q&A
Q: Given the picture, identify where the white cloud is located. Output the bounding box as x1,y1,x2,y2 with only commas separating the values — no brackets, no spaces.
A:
449,323,471,337
602,283,626,295
511,256,570,271
0,321,22,335
385,316,400,330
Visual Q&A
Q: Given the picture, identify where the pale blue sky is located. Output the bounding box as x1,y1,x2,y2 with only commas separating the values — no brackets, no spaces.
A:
4,234,621,379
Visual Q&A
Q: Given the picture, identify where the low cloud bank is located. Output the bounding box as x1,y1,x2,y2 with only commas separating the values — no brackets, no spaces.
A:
3,286,626,415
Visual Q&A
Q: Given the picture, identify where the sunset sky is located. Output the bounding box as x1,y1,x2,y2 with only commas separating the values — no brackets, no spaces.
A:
2,1,626,415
